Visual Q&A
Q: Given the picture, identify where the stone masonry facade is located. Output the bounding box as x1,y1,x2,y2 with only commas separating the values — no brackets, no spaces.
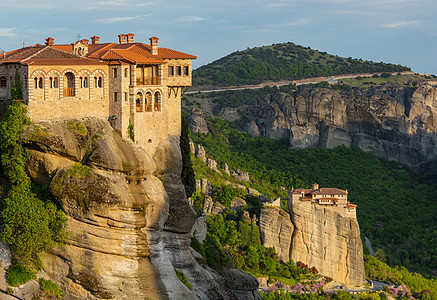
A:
0,34,196,153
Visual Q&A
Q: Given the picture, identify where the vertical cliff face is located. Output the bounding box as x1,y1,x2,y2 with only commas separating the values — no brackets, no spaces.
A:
288,201,366,287
215,85,437,167
24,118,253,299
259,206,294,262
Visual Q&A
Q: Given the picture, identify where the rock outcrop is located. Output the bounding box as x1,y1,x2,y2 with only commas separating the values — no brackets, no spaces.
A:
288,200,366,287
259,207,294,262
258,202,365,287
213,85,437,167
188,109,209,134
18,117,257,299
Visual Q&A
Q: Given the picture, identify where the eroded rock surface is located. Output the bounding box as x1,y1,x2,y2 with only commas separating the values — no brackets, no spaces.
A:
259,207,294,262
213,85,437,167
22,118,255,299
288,200,366,287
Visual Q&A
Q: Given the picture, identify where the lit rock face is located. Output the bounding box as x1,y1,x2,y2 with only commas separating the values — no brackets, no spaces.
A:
232,85,437,167
25,118,250,299
259,206,294,262
288,200,366,287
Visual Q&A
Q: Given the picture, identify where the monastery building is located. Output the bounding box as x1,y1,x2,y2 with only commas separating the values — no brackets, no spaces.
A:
288,183,357,218
0,34,196,151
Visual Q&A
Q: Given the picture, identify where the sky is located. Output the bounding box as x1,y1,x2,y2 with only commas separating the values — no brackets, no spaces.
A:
1,0,436,74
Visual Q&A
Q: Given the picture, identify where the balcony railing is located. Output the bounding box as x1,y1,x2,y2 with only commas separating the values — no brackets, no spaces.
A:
136,77,161,86
64,88,75,97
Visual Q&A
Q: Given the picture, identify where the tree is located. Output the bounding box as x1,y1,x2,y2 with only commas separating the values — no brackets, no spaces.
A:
11,69,23,100
0,101,66,269
180,116,196,197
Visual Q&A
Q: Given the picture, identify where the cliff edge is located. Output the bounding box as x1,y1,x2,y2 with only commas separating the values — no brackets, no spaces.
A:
288,200,366,287
12,117,259,299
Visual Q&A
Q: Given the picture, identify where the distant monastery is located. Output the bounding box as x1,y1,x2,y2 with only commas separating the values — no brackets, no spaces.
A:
288,183,357,218
0,33,196,151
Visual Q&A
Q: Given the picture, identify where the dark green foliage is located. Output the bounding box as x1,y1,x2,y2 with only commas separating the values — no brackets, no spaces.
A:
194,42,410,87
364,255,437,296
205,210,308,282
191,191,205,217
191,118,437,275
0,102,67,268
127,120,134,141
190,236,205,257
6,265,36,286
203,232,231,273
261,291,390,300
11,69,23,100
39,278,65,298
175,270,193,290
180,116,196,197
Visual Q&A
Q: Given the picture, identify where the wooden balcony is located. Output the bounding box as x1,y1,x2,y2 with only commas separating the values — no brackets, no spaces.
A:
136,77,161,86
64,88,75,97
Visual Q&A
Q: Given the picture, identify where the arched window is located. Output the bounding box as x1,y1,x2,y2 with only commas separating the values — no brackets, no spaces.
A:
64,72,75,96
82,77,88,88
49,77,58,88
0,76,6,88
136,92,143,112
145,92,152,112
94,76,103,88
154,91,161,111
34,77,43,89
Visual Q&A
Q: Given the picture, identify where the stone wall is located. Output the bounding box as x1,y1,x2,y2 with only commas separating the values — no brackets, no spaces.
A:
24,64,109,121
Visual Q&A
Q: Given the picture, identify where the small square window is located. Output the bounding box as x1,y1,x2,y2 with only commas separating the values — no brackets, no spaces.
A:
176,66,182,76
113,68,118,78
124,68,129,78
183,66,189,76
168,66,174,76
124,92,128,101
114,92,118,102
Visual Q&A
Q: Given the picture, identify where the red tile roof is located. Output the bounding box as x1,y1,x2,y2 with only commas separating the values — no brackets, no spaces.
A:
311,188,348,195
0,46,106,66
2,37,196,67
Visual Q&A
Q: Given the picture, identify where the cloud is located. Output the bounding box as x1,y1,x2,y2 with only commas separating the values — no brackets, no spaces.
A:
96,0,153,6
0,28,15,37
96,15,147,23
380,20,420,28
180,16,204,22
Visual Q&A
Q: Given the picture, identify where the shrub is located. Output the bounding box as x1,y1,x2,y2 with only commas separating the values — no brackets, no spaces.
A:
7,265,36,287
175,270,192,290
39,278,65,298
0,101,67,268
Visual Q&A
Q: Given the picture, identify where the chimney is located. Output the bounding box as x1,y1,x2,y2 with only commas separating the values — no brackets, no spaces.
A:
312,183,319,190
118,34,127,44
45,37,55,46
91,36,100,44
149,36,159,55
126,33,135,43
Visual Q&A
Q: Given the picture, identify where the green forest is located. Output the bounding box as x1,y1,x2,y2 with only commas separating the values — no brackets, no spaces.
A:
189,118,437,276
193,42,411,87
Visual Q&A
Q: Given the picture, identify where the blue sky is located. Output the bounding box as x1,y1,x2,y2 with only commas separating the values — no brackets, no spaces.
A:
1,0,436,73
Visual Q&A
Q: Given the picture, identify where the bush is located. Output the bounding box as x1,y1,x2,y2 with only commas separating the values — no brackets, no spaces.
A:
0,102,67,268
39,278,65,298
175,270,192,290
7,265,36,287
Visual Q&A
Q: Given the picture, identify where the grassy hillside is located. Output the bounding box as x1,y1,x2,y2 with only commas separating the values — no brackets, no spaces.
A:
193,42,411,87
190,118,437,276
